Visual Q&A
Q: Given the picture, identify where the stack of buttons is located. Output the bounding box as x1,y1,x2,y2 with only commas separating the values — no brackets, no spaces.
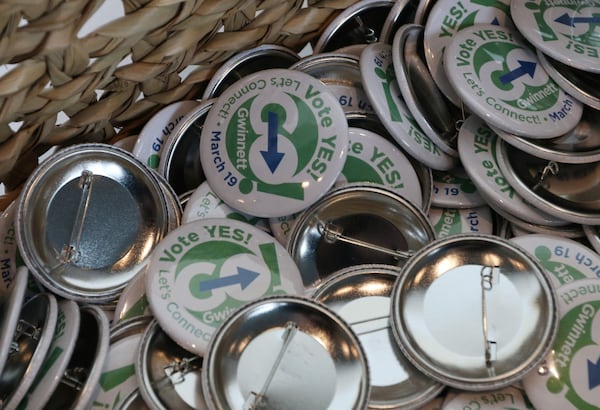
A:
0,0,599,409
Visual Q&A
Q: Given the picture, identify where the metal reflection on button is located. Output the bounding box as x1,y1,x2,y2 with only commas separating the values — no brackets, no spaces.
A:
393,24,461,157
287,183,435,292
312,264,444,409
313,0,394,53
495,137,600,225
201,296,370,410
390,234,558,391
17,144,170,303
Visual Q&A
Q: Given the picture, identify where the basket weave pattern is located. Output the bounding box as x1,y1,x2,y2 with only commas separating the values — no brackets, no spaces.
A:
0,0,361,198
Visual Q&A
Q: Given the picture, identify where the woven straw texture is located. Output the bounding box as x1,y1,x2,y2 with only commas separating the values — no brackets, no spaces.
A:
0,0,361,205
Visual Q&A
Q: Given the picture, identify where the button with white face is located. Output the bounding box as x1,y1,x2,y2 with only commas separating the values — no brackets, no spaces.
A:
146,218,304,356
458,115,568,227
511,1,600,74
200,69,348,218
360,42,456,170
523,279,600,410
423,0,513,106
445,24,583,139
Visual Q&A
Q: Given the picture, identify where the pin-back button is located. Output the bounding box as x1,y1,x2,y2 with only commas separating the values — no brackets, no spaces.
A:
360,42,457,170
132,101,201,170
490,203,584,240
158,100,214,196
495,136,600,225
201,296,370,410
380,0,418,44
489,104,600,164
0,267,29,377
136,319,205,410
43,305,110,410
522,278,600,410
16,144,170,303
537,49,600,110
391,234,558,390
92,316,152,410
393,24,461,157
0,293,57,410
312,264,444,409
287,183,435,292
199,69,348,218
146,218,304,356
313,0,394,53
458,115,568,227
423,0,512,107
444,24,583,139
18,300,81,409
511,1,600,74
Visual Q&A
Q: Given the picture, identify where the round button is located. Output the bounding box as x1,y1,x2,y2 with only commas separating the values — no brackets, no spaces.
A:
16,144,170,303
423,0,513,106
132,100,200,169
522,279,600,410
202,296,370,410
458,115,568,227
511,234,600,288
312,265,444,409
393,24,461,157
17,300,80,409
511,1,600,74
360,42,456,170
391,234,558,391
146,218,304,356
200,69,348,218
495,136,600,225
444,24,583,139
339,127,423,208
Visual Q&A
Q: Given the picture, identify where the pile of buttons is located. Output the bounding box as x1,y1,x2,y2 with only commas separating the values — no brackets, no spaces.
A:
1,0,599,409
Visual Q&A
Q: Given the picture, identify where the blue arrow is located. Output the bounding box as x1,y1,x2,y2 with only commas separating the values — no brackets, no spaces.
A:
555,13,600,27
588,355,600,390
491,17,500,26
499,60,537,85
199,267,260,292
260,111,285,173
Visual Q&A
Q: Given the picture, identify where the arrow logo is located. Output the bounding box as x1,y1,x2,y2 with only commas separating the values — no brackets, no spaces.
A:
588,355,600,390
555,13,600,27
261,111,285,173
499,60,537,85
199,267,260,292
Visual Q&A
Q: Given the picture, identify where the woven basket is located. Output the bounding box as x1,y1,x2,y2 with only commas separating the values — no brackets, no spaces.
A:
0,0,362,207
